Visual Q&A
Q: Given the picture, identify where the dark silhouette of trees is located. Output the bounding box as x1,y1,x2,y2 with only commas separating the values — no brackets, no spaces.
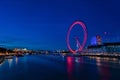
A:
0,47,7,53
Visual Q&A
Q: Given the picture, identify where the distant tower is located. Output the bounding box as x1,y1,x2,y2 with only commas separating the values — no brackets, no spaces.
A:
91,35,102,45
96,35,102,45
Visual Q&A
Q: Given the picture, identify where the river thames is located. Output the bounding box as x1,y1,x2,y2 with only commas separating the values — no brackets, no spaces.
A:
0,55,120,80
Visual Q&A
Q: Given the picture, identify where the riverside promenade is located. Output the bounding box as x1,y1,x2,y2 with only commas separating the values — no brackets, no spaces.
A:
0,53,21,56
64,53,120,58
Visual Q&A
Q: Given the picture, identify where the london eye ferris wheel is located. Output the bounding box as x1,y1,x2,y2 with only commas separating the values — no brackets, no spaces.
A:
66,20,88,54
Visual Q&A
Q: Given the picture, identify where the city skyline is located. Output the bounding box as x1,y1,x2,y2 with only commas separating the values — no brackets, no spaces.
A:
0,0,120,50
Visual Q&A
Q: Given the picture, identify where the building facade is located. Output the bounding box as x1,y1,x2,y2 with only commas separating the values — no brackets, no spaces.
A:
86,42,120,54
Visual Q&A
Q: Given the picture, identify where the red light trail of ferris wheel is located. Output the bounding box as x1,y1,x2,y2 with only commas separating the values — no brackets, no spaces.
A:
66,21,87,54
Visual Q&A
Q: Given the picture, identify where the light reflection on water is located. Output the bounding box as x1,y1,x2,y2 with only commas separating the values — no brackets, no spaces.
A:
89,57,120,68
0,55,120,80
7,59,13,68
65,56,120,80
15,57,18,65
67,57,74,80
0,57,4,67
65,56,120,69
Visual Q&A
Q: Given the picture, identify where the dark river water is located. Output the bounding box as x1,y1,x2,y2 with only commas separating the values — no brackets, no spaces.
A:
0,55,120,80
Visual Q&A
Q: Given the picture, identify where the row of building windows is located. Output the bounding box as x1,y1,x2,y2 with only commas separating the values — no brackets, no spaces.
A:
84,43,120,54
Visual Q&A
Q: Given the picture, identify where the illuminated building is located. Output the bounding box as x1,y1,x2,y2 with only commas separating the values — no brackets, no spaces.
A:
103,43,120,53
13,48,30,53
96,35,102,45
87,42,120,54
91,35,102,45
